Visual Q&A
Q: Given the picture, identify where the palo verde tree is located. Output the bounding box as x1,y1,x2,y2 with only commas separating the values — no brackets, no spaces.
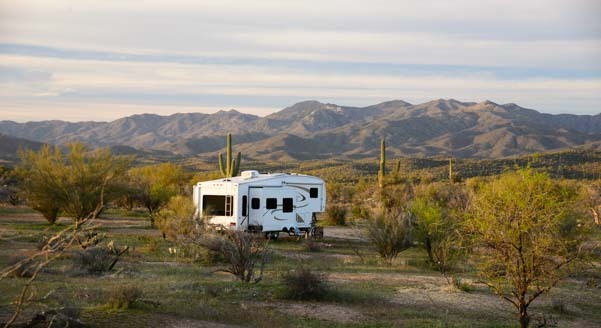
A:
218,133,241,178
409,182,468,282
127,163,186,227
4,143,125,325
18,143,129,223
17,147,62,223
467,169,592,328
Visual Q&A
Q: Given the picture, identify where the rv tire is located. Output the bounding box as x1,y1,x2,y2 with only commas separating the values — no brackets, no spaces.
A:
265,232,279,240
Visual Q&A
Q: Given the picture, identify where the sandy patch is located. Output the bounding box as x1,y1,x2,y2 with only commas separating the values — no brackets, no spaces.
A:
261,301,367,323
324,227,363,240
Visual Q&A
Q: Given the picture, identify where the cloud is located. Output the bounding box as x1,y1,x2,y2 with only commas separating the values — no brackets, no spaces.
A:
0,0,599,121
1,53,599,121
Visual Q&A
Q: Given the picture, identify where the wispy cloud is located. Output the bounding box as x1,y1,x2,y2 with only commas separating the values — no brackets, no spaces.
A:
0,0,599,121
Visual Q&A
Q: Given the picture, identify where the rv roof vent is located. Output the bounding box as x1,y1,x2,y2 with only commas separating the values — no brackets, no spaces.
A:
241,170,260,179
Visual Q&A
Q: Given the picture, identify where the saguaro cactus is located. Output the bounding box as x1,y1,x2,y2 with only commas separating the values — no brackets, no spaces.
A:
378,139,386,188
448,157,453,183
218,133,241,178
394,159,401,178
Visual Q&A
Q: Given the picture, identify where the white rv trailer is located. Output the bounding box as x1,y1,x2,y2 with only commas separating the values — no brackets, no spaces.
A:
192,170,326,238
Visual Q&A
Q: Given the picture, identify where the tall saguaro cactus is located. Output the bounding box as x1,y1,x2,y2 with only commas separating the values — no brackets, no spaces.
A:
218,133,241,178
378,139,386,188
448,157,453,183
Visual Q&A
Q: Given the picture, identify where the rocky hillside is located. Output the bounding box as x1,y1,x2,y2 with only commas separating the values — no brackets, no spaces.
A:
1,99,600,160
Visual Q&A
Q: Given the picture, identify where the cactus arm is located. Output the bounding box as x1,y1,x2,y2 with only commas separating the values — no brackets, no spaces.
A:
448,157,453,183
395,159,401,177
226,133,232,177
233,152,241,176
218,153,226,177
380,139,386,176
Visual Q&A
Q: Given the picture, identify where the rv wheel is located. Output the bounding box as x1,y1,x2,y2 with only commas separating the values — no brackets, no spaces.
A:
265,232,279,240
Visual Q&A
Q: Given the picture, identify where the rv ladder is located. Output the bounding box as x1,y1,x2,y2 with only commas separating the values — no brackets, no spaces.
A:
225,195,233,216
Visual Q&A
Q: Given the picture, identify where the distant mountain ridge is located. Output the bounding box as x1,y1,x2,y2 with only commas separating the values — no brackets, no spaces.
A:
1,99,600,160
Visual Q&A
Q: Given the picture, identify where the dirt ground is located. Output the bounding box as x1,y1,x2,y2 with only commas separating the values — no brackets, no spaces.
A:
1,210,600,328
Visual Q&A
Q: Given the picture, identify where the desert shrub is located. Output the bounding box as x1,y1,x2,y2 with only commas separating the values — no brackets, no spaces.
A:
72,247,113,274
350,203,371,221
155,195,197,241
410,182,468,281
197,230,270,282
106,285,142,310
365,209,412,265
281,267,328,300
72,243,128,274
325,204,346,226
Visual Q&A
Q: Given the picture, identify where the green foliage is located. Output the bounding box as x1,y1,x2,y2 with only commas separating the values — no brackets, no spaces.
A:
467,168,592,328
190,170,222,185
128,163,186,226
0,166,21,205
379,181,413,210
365,208,412,265
325,204,347,226
155,195,197,241
218,133,241,177
409,182,467,279
18,143,130,223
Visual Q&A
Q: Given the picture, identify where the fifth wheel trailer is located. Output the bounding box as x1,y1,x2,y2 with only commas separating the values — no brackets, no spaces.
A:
192,170,326,238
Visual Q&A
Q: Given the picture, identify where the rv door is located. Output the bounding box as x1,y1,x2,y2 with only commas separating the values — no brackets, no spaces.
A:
248,187,263,229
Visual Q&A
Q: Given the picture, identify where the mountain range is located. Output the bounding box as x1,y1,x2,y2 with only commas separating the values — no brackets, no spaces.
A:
1,99,600,161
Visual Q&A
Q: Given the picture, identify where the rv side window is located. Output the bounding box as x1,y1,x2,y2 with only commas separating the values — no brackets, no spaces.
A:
202,195,233,216
251,198,260,209
283,198,293,213
242,196,247,216
266,198,277,209
310,188,318,198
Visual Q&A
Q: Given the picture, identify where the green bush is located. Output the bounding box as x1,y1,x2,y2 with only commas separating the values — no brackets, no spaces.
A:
325,205,346,226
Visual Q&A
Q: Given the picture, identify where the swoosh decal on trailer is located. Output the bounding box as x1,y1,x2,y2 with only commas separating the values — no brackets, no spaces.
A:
263,208,282,217
287,184,311,193
297,193,306,202
274,216,287,221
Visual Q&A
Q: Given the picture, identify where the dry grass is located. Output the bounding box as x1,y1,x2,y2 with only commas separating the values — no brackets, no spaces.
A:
0,211,600,328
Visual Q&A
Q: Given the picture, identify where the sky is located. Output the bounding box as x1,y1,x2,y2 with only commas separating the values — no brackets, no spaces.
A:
0,0,600,122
